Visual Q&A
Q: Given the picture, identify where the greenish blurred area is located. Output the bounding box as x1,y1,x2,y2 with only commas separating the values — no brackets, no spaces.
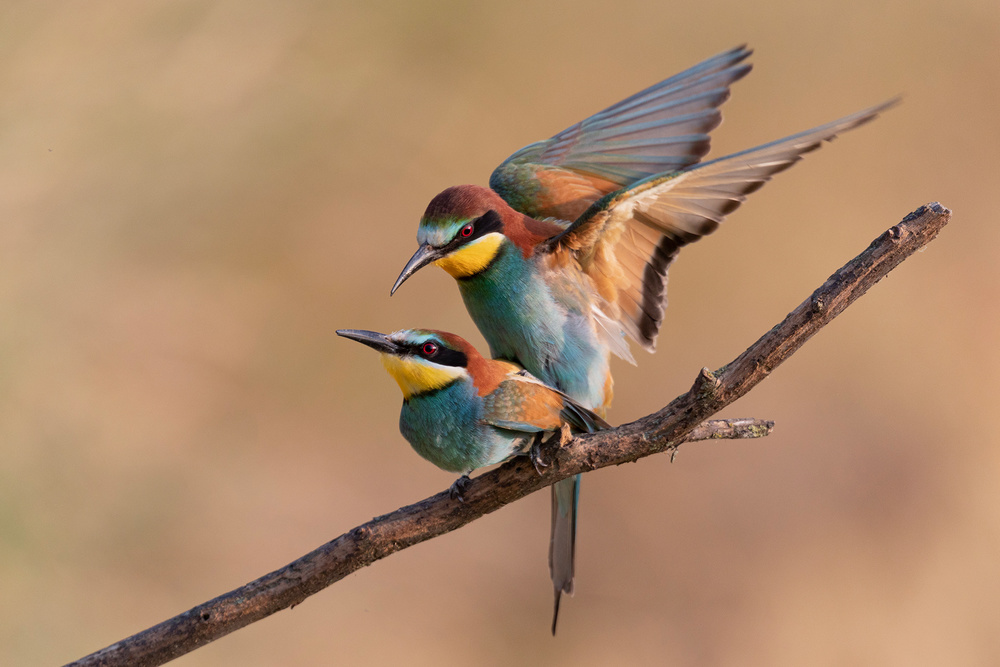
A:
2,1,998,665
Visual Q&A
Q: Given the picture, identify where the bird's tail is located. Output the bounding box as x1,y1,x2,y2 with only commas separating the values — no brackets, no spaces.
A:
549,474,579,635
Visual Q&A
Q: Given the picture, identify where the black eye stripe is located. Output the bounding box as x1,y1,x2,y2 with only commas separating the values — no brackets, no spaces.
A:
440,210,503,251
471,210,503,237
409,340,468,368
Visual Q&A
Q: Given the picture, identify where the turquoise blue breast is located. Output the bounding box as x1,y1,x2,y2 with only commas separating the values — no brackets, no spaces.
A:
399,379,523,473
457,242,609,409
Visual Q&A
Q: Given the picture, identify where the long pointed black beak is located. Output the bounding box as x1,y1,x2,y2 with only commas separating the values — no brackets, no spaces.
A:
391,243,439,295
336,329,400,354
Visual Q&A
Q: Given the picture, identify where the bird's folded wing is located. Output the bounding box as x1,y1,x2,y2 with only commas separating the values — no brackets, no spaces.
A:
481,373,609,434
545,99,899,353
489,45,752,222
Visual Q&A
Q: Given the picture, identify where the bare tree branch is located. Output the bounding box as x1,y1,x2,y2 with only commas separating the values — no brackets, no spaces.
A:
685,417,775,442
65,203,951,667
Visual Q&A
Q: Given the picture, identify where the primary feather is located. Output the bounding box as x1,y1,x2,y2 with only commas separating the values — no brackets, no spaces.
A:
545,98,900,352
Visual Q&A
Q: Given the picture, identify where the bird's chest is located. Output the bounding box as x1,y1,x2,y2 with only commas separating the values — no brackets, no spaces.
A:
398,384,497,473
459,250,563,370
458,248,609,408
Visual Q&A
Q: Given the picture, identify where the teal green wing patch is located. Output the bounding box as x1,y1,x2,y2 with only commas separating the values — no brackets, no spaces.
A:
485,419,548,434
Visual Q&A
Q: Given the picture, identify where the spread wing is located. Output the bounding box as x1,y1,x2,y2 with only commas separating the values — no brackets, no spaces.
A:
546,99,899,352
481,372,610,434
489,45,752,222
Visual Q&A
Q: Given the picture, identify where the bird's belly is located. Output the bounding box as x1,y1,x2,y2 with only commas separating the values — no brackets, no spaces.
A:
549,313,612,411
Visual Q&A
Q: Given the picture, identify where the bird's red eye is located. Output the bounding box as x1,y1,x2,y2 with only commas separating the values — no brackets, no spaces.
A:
460,224,474,238
422,342,438,356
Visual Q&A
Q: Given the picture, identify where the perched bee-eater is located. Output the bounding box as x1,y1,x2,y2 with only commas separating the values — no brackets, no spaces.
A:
337,328,608,486
389,44,896,629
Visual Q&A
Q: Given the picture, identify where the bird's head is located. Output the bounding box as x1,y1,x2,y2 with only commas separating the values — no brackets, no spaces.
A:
391,185,510,294
337,328,476,400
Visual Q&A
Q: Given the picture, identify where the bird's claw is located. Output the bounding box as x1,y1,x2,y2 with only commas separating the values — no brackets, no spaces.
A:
530,440,549,475
449,474,472,502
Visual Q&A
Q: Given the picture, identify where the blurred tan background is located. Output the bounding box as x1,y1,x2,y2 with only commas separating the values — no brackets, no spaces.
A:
2,1,998,665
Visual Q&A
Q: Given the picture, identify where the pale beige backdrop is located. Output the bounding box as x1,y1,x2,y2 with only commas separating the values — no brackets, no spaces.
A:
2,1,998,665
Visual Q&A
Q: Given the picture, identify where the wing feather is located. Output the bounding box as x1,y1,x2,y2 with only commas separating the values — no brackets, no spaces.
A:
490,46,752,221
481,371,610,433
547,99,898,352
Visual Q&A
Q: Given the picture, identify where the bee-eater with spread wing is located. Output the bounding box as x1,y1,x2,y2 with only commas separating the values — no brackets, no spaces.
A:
390,43,895,631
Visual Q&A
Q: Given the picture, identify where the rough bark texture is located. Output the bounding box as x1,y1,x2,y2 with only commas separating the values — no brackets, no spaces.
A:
66,203,951,667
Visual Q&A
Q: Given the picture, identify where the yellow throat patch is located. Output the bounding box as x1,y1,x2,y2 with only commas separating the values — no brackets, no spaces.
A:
380,354,466,400
434,233,504,278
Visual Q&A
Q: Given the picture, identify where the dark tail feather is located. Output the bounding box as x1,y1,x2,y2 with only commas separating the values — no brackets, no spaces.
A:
549,475,579,635
552,588,562,636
